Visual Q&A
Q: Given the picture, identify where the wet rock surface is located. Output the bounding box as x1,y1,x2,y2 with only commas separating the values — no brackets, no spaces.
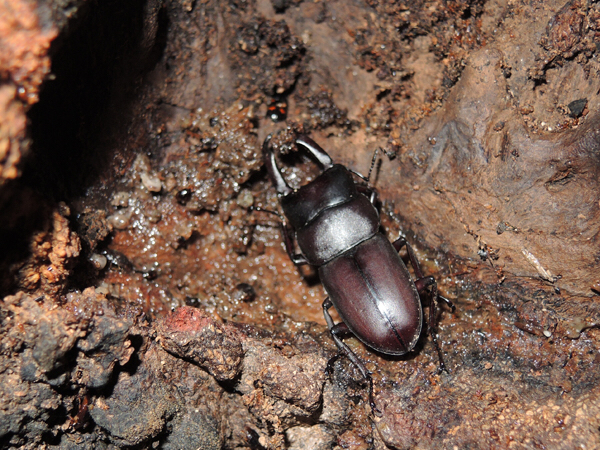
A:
158,306,245,381
0,0,599,448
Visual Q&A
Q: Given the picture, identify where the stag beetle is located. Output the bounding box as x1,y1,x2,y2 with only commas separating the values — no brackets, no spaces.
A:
262,134,453,412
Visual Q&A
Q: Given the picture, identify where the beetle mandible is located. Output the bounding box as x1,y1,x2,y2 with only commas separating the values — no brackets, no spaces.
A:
263,134,453,412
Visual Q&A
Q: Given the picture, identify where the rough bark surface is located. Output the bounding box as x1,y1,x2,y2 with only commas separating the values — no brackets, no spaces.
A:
0,0,599,448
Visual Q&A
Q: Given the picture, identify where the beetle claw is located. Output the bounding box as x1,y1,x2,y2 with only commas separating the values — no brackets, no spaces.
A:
371,403,383,417
295,135,334,169
263,133,293,196
435,355,451,375
439,294,456,312
366,374,383,417
325,353,340,379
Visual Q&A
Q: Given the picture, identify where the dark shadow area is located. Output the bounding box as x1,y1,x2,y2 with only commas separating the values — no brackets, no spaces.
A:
0,0,168,296
26,0,168,200
0,184,50,296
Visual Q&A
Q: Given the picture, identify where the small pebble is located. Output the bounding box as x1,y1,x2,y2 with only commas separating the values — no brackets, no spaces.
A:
111,192,130,208
89,253,108,270
236,190,254,208
108,211,131,230
141,172,162,192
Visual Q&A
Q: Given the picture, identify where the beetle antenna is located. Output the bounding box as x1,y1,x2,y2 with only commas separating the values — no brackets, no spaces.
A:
366,147,379,184
349,147,380,186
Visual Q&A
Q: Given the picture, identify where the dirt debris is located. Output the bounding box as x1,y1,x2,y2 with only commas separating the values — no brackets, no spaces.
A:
0,0,599,448
14,206,81,296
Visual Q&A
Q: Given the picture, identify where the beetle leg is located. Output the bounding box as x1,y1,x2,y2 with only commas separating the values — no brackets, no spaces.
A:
323,298,381,415
280,223,309,265
393,238,454,308
357,185,377,205
392,237,425,278
251,205,308,265
392,237,453,373
414,276,448,373
438,294,455,311
295,135,334,169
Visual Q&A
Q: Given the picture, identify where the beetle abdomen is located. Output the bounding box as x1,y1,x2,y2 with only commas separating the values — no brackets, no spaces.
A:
319,234,423,355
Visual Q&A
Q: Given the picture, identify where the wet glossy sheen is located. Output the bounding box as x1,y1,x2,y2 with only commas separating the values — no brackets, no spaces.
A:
319,234,423,355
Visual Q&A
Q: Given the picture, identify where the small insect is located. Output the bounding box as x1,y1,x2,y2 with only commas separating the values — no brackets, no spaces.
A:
262,134,454,413
266,98,288,122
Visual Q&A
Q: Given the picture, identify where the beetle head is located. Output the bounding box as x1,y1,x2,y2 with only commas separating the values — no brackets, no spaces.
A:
263,134,336,196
